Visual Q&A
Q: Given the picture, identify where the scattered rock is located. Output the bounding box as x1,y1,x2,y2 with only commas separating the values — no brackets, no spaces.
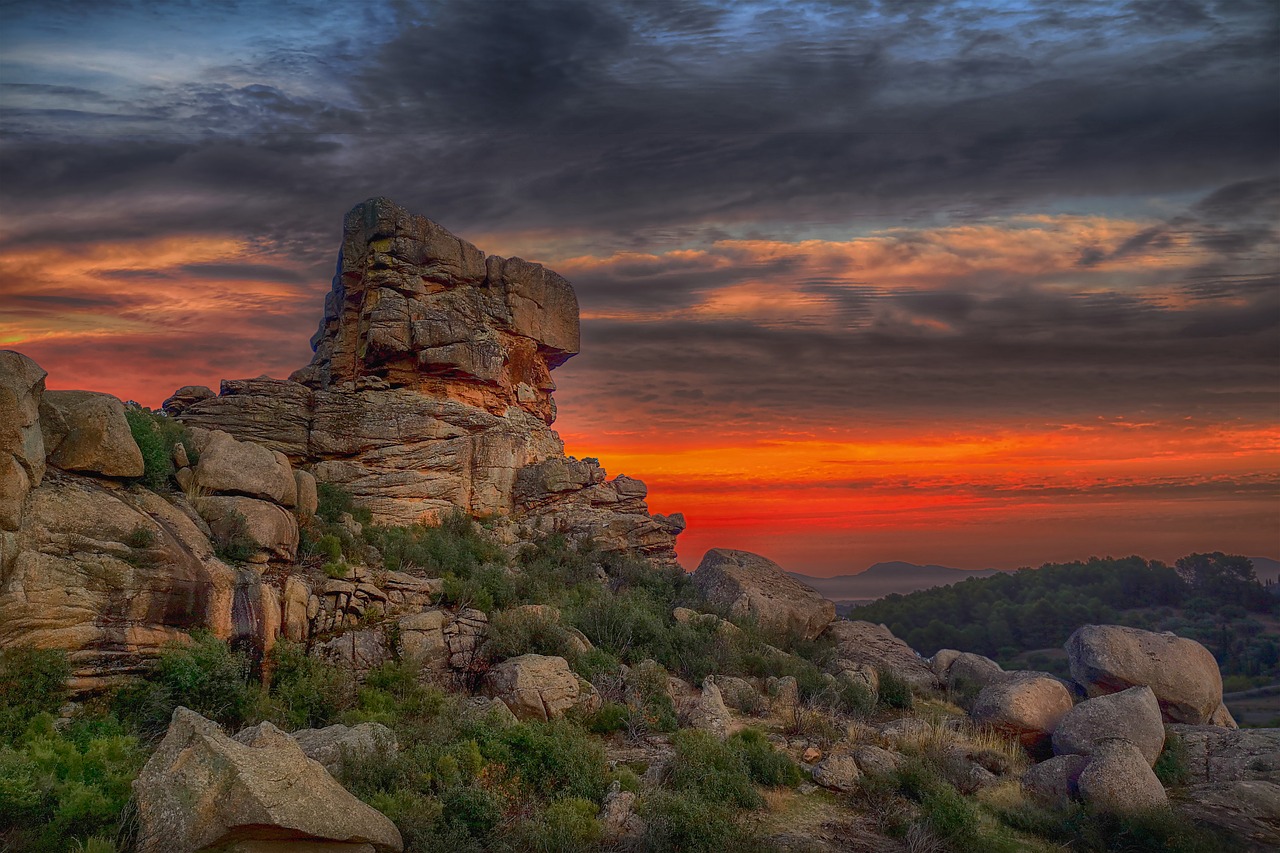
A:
485,654,596,721
599,781,645,842
1053,685,1165,766
133,707,402,853
685,678,733,737
290,722,397,778
822,621,937,690
812,752,861,792
40,390,144,478
852,744,901,777
693,548,835,641
315,628,389,672
1076,739,1168,814
1067,624,1228,725
1022,754,1088,806
879,717,932,743
971,670,1073,751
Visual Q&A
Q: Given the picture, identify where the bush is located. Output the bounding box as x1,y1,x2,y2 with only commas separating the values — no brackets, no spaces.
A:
0,647,70,745
316,482,372,526
728,728,803,787
503,797,602,853
640,790,747,853
876,668,914,710
123,406,194,492
585,702,630,735
667,729,761,809
114,631,256,735
1153,731,1190,789
366,510,503,576
263,641,353,729
211,511,257,563
485,609,577,664
0,717,146,853
476,719,608,803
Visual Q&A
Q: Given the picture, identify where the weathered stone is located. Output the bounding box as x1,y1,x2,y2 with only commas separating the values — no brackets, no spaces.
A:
822,620,938,690
1167,725,1280,784
0,350,47,532
294,468,319,517
1053,685,1165,766
1067,624,1227,725
192,428,297,506
1176,781,1280,851
943,652,1004,700
812,752,861,792
283,722,397,778
1022,754,1088,806
40,390,144,478
599,781,645,842
281,575,311,643
852,744,901,777
198,495,299,562
135,708,402,853
879,717,932,743
686,678,733,737
971,671,1073,751
1076,739,1168,814
693,549,835,641
315,629,389,672
161,384,215,416
0,474,236,693
485,654,595,721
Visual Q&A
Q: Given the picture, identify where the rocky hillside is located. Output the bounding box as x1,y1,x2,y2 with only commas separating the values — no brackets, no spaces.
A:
0,201,1275,853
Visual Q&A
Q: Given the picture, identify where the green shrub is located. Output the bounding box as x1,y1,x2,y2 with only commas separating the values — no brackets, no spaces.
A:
0,647,69,745
323,560,350,579
667,729,761,809
476,718,608,803
504,797,602,853
625,661,678,734
585,702,630,735
834,680,876,716
114,631,255,735
366,510,503,576
876,668,914,710
316,482,372,526
640,790,746,853
728,728,803,787
440,567,515,613
123,406,194,492
123,525,156,549
0,718,145,853
316,533,343,561
1153,731,1190,789
485,609,576,663
263,641,353,729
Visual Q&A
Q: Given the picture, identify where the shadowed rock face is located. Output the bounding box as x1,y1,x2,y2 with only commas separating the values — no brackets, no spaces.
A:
172,199,680,562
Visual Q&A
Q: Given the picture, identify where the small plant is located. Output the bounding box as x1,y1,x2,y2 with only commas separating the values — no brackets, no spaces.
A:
0,647,70,745
877,668,915,710
211,511,257,563
323,560,350,579
123,405,196,492
123,525,156,549
1153,731,1190,789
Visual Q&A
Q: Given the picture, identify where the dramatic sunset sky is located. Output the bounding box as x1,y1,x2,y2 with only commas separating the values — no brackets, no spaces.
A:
2,0,1277,573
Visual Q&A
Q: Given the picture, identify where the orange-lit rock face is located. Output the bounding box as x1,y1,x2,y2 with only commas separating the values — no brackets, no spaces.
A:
292,198,579,425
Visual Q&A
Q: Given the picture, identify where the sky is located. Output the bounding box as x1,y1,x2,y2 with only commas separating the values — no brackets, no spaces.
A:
1,0,1277,574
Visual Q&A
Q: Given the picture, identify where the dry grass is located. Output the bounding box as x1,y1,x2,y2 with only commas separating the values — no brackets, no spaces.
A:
889,715,1029,775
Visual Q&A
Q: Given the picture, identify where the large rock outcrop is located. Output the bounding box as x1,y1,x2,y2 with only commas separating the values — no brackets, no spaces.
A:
821,620,938,690
970,670,1073,751
134,707,402,853
1067,624,1228,725
172,198,682,562
0,350,46,535
39,390,144,478
693,548,835,641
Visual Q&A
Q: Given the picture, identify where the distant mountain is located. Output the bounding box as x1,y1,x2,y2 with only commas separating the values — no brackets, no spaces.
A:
1250,556,1280,584
789,561,1001,602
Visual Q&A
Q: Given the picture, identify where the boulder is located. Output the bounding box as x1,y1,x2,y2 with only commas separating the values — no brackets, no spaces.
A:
281,575,311,643
276,722,397,778
162,384,215,415
822,621,938,690
1052,685,1165,766
1167,725,1280,784
1066,624,1227,725
971,671,1073,751
397,609,449,667
315,628,390,672
812,752,861,792
943,652,1004,698
599,781,645,842
1076,739,1168,814
693,549,835,641
39,390,144,478
852,744,901,777
135,708,402,853
484,654,596,721
1176,781,1280,851
685,678,733,737
0,350,47,532
1022,753,1088,806
198,495,299,562
192,428,297,506
294,468,319,517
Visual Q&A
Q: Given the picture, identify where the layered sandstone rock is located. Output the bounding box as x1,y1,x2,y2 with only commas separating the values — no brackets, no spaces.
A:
692,548,835,641
172,198,681,563
0,350,46,535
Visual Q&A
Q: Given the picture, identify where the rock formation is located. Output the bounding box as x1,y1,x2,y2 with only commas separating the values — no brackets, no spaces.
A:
692,548,835,641
170,197,683,562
